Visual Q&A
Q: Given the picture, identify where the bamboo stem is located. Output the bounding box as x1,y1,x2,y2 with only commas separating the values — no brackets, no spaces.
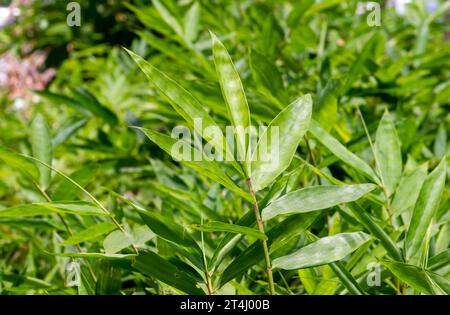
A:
246,179,275,295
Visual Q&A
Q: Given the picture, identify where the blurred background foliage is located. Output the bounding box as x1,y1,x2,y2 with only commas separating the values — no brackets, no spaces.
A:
0,0,448,295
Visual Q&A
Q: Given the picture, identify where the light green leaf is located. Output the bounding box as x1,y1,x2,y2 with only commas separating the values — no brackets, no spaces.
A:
273,232,371,270
382,260,450,295
219,213,319,287
191,221,267,240
251,95,312,191
374,111,402,197
434,123,447,159
392,163,428,216
183,2,200,44
0,202,109,217
249,49,286,106
103,230,133,254
262,184,377,221
53,252,135,260
135,127,250,200
405,159,446,263
0,147,39,181
309,120,380,183
124,48,235,168
211,32,251,169
31,113,53,189
153,0,183,38
61,222,117,246
52,164,99,201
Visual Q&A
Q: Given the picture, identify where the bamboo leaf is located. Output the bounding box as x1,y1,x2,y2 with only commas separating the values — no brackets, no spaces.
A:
251,95,312,191
211,32,251,169
392,163,428,216
0,147,40,181
382,260,450,295
219,213,319,287
309,120,380,183
62,222,117,246
191,221,267,240
30,113,53,189
405,159,446,263
0,202,109,217
374,111,402,196
103,230,133,254
135,127,250,200
52,164,99,201
133,251,205,295
262,184,377,221
137,209,199,250
272,232,371,270
124,48,236,168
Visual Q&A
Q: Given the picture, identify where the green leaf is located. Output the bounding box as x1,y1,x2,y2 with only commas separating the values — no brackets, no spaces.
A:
53,252,135,260
392,163,428,216
70,88,118,125
309,120,380,183
30,113,53,189
95,261,122,295
61,222,117,246
211,32,251,169
137,209,199,249
53,118,88,147
374,111,402,197
249,49,286,105
405,159,446,263
251,95,312,191
428,249,450,271
52,164,99,201
36,90,118,125
0,147,39,181
272,232,371,270
133,251,205,295
382,260,450,295
219,213,319,287
183,2,200,44
124,48,236,168
262,184,377,221
135,127,250,200
0,202,109,217
103,230,133,254
191,221,267,240
152,0,183,38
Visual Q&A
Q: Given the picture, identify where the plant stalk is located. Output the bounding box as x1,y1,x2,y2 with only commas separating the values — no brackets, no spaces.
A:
246,179,275,295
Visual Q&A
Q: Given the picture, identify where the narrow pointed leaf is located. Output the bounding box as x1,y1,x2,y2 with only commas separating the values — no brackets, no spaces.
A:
382,260,450,294
135,127,250,200
252,95,312,191
191,221,267,240
309,120,380,183
374,111,402,196
0,147,39,180
0,202,108,217
137,209,199,249
103,230,133,254
124,48,235,166
211,32,251,167
392,163,428,215
273,232,370,270
31,114,53,189
405,159,446,262
62,222,116,246
262,184,377,221
133,251,205,295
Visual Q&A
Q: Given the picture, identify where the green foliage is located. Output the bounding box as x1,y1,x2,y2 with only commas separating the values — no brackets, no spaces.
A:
0,0,449,296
